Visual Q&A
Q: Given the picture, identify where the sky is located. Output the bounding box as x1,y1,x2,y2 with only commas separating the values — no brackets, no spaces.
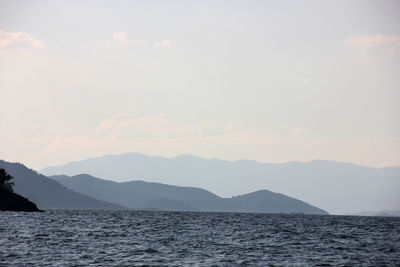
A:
0,0,399,170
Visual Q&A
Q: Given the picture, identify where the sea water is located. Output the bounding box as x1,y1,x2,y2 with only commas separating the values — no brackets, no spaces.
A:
0,210,399,266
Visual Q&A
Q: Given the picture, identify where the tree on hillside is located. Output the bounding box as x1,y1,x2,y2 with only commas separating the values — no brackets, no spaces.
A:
0,168,14,192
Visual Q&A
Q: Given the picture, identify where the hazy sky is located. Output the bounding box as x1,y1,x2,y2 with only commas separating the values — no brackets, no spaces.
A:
1,0,399,170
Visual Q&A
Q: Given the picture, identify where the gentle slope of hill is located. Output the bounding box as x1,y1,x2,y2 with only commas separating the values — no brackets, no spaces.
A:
42,153,400,214
0,160,126,210
51,174,328,214
51,174,220,209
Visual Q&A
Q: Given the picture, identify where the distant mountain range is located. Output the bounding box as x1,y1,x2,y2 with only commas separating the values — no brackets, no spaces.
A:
41,153,400,214
0,159,327,214
0,160,125,210
51,174,328,214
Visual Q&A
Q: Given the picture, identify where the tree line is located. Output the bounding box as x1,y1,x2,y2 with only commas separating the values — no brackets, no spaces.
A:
0,168,14,192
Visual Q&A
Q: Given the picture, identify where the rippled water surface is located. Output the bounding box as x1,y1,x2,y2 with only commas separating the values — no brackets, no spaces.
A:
0,210,399,266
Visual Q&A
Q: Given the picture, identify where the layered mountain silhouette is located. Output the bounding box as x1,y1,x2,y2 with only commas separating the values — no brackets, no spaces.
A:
51,174,328,214
41,153,400,214
0,160,125,210
0,159,327,214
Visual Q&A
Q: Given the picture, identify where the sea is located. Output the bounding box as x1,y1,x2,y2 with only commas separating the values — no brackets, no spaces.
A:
0,210,399,266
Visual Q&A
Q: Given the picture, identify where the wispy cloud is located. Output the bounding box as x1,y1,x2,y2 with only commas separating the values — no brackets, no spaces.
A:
0,29,46,53
112,31,146,45
86,114,230,140
344,34,400,48
2,114,398,169
0,114,335,167
297,76,309,84
97,32,172,48
113,31,128,45
154,39,175,48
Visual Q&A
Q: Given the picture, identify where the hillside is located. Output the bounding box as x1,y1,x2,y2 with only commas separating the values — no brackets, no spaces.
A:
51,174,328,214
0,160,126,210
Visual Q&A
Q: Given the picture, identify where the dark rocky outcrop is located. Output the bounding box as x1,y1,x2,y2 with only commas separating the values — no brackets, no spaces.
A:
0,188,42,212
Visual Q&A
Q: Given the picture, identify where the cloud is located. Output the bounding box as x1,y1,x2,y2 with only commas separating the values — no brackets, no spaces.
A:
112,31,146,45
0,29,47,52
2,114,399,169
291,127,306,135
103,32,171,48
86,113,229,140
1,114,333,166
154,39,175,48
344,34,400,48
297,76,309,84
113,31,128,45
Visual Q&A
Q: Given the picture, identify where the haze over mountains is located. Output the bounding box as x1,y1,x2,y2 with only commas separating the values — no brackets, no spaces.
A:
51,174,327,214
41,153,400,214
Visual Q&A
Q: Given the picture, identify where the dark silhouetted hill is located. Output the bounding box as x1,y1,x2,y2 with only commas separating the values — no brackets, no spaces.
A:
41,153,400,214
0,160,126,210
0,188,42,212
51,174,328,214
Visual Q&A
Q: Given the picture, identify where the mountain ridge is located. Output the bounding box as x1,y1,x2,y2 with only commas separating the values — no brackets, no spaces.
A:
51,173,328,215
42,153,397,172
41,152,400,214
